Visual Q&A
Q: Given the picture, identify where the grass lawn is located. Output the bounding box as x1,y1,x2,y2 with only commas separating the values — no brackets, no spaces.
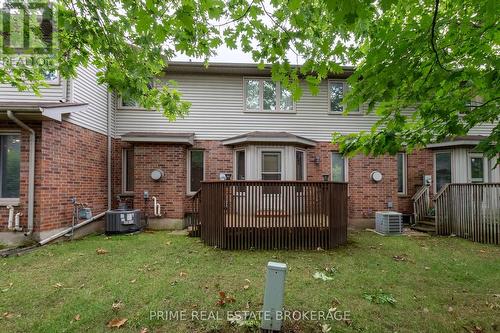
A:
1,230,499,333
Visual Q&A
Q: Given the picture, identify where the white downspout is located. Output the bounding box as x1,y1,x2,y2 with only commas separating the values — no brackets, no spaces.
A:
14,212,22,231
7,205,14,230
107,91,112,210
6,110,35,236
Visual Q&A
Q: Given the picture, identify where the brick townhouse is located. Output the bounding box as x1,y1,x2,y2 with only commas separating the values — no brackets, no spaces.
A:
1,62,498,246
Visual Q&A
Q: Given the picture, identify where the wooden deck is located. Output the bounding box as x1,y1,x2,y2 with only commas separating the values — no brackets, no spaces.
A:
193,181,348,250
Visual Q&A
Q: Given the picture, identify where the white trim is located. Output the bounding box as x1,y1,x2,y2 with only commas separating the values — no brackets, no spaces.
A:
222,135,316,147
40,104,87,121
233,148,246,180
259,150,283,180
397,153,407,195
327,80,360,114
187,149,205,195
467,152,487,183
243,77,296,113
331,151,348,182
427,140,481,148
295,148,306,181
433,150,453,193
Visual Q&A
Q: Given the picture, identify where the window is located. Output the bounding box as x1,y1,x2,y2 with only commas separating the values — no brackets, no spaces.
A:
235,150,246,180
0,135,21,198
295,150,305,181
397,153,407,194
188,150,204,193
43,71,59,84
122,148,134,192
244,78,293,112
121,97,140,108
261,152,282,180
469,154,484,183
328,80,358,113
331,152,347,182
435,152,452,192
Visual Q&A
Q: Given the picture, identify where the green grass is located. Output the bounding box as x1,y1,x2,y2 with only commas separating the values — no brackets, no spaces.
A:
1,230,499,333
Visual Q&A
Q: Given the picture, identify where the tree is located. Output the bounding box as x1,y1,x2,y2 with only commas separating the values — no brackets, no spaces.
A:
1,0,498,158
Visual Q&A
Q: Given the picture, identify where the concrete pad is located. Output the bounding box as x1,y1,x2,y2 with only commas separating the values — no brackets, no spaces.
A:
147,218,186,230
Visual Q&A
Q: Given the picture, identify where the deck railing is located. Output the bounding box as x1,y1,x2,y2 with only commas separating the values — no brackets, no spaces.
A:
412,185,430,222
185,190,201,236
199,181,348,250
435,183,500,245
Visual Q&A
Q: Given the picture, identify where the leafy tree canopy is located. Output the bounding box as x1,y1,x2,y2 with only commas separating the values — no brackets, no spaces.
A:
1,0,498,158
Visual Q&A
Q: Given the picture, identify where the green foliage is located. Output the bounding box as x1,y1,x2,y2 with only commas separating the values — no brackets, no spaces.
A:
363,291,397,305
1,0,498,157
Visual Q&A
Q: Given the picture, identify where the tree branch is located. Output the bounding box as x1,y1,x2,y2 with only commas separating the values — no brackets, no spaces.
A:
430,0,450,72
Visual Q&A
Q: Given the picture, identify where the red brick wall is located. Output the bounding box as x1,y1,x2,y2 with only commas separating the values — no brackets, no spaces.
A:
114,140,434,221
37,120,108,231
0,120,108,234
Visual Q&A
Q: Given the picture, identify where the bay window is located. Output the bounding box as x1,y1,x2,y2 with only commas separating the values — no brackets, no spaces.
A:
244,78,294,112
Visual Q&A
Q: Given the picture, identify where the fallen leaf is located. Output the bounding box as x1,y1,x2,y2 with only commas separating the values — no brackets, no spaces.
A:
112,300,124,312
166,241,172,245
179,272,187,277
244,279,251,283
139,328,148,333
79,284,85,289
54,283,63,288
96,248,108,255
243,285,250,290
392,255,407,261
423,307,429,313
424,266,430,270
3,312,15,319
107,318,127,328
320,323,331,332
130,279,136,283
74,314,81,321
448,306,453,312
479,250,486,253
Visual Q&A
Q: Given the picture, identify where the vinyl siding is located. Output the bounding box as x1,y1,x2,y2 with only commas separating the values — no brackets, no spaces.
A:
67,65,110,136
0,81,65,102
115,74,495,141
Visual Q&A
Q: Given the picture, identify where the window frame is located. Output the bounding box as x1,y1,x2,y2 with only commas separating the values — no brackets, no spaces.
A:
295,148,306,181
121,148,134,194
187,149,205,195
260,150,283,180
243,77,296,113
468,152,486,183
327,80,360,114
331,151,348,182
0,132,21,204
397,153,407,195
434,150,453,193
118,96,144,110
234,148,246,181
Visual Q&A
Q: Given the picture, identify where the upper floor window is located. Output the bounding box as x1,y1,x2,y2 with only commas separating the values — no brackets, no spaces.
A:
328,80,358,113
43,70,59,84
0,134,21,198
121,97,140,108
244,78,294,112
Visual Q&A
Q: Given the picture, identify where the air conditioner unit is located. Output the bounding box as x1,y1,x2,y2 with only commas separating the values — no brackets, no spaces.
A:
375,211,403,235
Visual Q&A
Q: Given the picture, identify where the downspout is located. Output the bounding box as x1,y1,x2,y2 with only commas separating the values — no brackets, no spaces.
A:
6,110,35,236
107,91,112,210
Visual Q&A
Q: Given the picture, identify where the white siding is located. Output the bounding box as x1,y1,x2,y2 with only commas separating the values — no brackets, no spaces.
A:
67,65,109,135
115,74,495,141
0,81,65,102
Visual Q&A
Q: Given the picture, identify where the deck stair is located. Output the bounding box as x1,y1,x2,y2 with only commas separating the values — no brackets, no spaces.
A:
412,215,436,234
411,185,436,234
